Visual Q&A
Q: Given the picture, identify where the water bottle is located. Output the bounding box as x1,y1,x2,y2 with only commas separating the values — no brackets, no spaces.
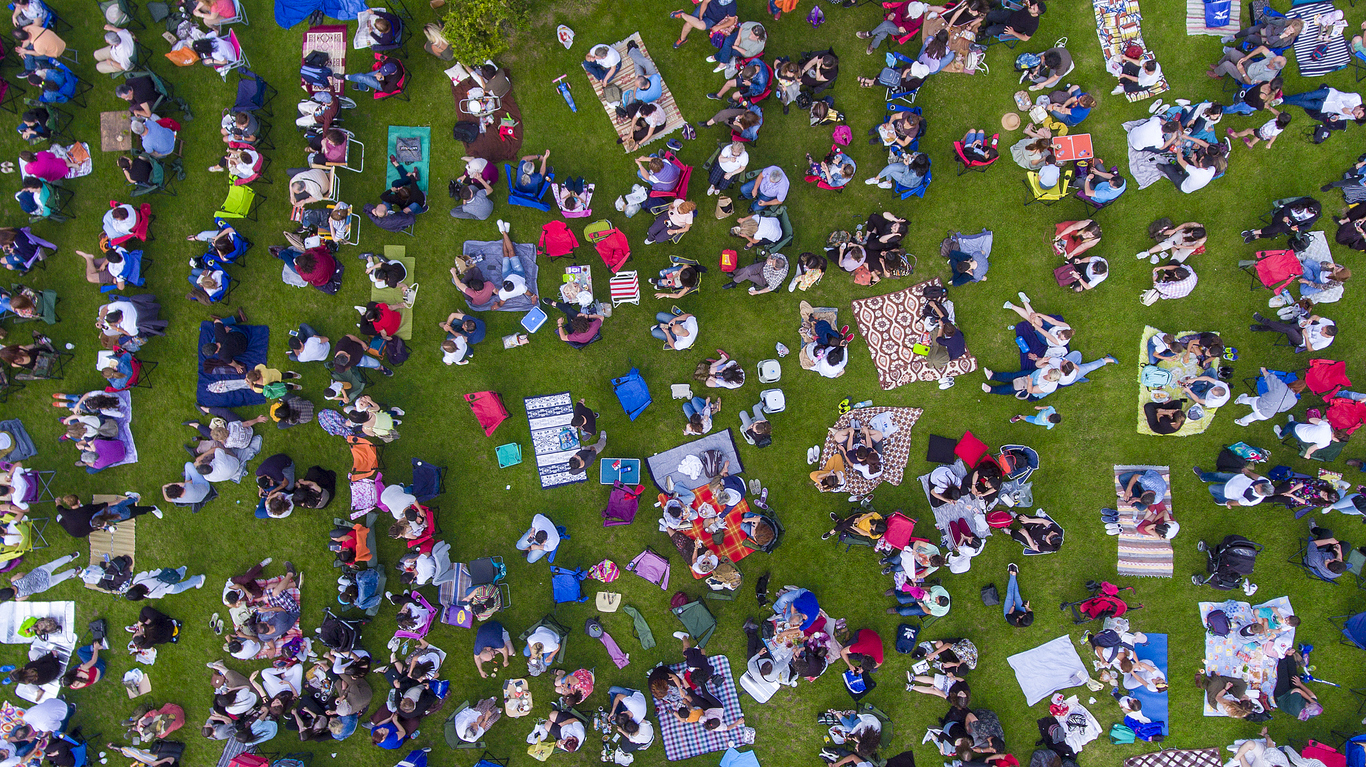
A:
853,400,873,409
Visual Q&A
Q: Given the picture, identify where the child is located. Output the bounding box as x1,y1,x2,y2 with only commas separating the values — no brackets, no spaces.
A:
1011,405,1061,429
1227,112,1291,149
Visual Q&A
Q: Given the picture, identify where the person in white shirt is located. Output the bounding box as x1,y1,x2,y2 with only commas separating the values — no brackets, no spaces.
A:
102,203,139,240
1194,467,1273,507
1125,115,1178,151
1158,151,1222,194
707,141,749,196
582,43,621,82
1280,86,1366,123
197,446,242,483
452,697,501,742
732,213,783,249
94,25,135,74
1277,416,1341,460
19,697,69,734
125,566,207,600
516,513,560,563
287,325,330,363
1249,311,1334,351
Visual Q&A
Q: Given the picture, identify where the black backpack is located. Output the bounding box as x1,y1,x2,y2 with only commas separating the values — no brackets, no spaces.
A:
452,121,479,143
384,337,410,366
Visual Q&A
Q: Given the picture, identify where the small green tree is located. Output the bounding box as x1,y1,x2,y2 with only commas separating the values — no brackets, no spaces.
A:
441,0,528,64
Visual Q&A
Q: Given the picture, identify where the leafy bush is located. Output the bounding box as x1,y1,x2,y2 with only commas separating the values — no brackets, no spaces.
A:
441,0,528,64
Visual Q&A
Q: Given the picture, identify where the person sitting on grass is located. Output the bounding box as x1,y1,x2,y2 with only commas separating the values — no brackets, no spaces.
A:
1042,85,1095,127
1114,52,1163,95
865,151,929,191
731,213,783,251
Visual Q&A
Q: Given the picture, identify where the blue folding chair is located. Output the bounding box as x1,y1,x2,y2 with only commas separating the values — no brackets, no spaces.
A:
893,163,931,200
550,565,587,604
504,163,554,212
611,367,651,421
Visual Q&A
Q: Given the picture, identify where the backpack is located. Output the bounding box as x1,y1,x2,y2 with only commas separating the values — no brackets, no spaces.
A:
1139,365,1174,388
1311,123,1333,144
981,583,1001,606
699,449,726,478
452,121,479,143
669,591,689,609
1015,52,1042,71
383,337,410,366
893,622,919,653
303,50,330,69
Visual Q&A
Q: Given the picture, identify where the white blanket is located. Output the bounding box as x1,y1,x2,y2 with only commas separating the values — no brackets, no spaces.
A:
0,601,75,645
1008,635,1088,705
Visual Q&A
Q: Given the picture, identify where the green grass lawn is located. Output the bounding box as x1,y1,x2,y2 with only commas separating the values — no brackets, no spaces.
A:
4,0,1366,764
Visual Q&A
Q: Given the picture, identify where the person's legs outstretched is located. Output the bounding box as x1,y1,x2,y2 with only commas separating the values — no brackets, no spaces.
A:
1003,570,1024,618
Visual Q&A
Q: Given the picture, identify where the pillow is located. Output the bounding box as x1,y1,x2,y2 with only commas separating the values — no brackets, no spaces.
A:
955,430,990,467
925,434,957,464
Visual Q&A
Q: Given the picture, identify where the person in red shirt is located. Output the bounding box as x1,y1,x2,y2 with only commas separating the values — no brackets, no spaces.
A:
358,301,402,339
553,302,604,348
292,247,337,288
840,628,884,672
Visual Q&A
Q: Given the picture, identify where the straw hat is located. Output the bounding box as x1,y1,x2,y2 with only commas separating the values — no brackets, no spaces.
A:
1001,112,1021,130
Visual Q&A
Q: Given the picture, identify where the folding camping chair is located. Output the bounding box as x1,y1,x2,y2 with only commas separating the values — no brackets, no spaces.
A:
1332,611,1366,650
584,219,630,272
233,68,276,117
953,140,998,174
505,164,554,212
214,182,262,220
761,207,794,254
445,702,486,749
646,150,693,211
1025,169,1074,205
139,69,192,120
550,565,588,604
127,153,181,197
464,391,509,436
371,54,409,101
100,0,145,28
741,511,784,553
611,367,651,421
218,0,248,26
672,599,717,648
1242,248,1302,293
892,161,931,200
519,614,571,664
311,128,364,174
215,29,249,80
27,183,73,223
608,270,640,306
1292,537,1346,585
16,350,71,381
1281,431,1346,462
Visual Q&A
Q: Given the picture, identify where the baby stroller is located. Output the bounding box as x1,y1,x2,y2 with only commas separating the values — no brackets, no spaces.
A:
315,607,367,650
1060,580,1141,623
1192,535,1263,589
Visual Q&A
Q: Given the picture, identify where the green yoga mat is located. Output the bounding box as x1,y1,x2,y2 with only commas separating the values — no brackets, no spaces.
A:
370,245,414,340
387,126,430,195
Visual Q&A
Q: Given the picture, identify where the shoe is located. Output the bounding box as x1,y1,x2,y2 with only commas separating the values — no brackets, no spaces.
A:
1273,425,1283,439
1105,524,1122,535
705,56,717,63
151,507,163,519
712,63,727,73
1017,291,1030,305
1136,250,1150,260
807,446,820,465
379,366,395,377
748,477,762,495
392,407,406,416
705,92,721,100
881,564,896,575
864,176,881,185
938,377,954,390
821,530,836,540
1192,466,1202,477
742,618,759,634
665,475,675,492
884,588,897,597
1148,100,1166,115
1111,85,1125,95
1241,230,1255,243
672,631,689,640
1010,415,1023,423
1007,563,1018,575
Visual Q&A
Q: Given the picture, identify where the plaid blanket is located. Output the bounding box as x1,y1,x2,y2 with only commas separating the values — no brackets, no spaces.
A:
586,33,687,151
851,279,977,389
651,655,753,760
229,576,302,660
1124,748,1221,767
1094,0,1169,101
1137,326,1222,437
682,484,755,570
1198,596,1295,715
1113,465,1174,578
818,407,922,499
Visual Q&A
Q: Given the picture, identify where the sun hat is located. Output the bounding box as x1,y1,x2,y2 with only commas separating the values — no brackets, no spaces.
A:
1001,112,1021,130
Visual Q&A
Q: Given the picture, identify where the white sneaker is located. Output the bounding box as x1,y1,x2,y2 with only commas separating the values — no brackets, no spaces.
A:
151,506,163,519
1111,85,1125,95
864,176,881,185
877,180,892,189
938,377,955,390
1148,100,1166,114
672,631,689,640
1136,250,1150,260
712,63,727,73
1017,291,1029,304
1174,98,1191,106
705,56,717,63
496,219,509,233
1149,254,1160,264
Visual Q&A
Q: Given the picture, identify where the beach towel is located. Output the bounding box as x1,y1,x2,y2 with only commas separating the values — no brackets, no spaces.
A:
387,126,430,195
451,75,524,162
1137,325,1221,437
1130,633,1169,736
1122,120,1168,189
369,246,414,340
818,407,922,498
460,240,539,312
0,601,75,645
585,33,687,150
524,391,587,490
1124,749,1221,767
1285,2,1350,77
1113,465,1174,578
1187,0,1242,34
851,279,978,389
88,496,136,590
196,321,269,407
652,655,753,760
1094,0,1169,101
646,430,745,495
1198,596,1295,715
0,420,38,462
1007,635,1089,705
301,25,347,95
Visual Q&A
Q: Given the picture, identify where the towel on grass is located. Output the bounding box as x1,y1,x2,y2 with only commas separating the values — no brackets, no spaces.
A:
1008,634,1089,705
1285,1,1350,77
1198,596,1295,715
370,247,414,340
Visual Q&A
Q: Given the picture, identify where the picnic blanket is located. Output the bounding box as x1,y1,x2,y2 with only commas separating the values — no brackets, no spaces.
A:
1186,0,1240,34
460,240,539,312
387,126,430,196
1113,465,1175,578
1007,634,1089,705
232,575,303,660
0,420,37,462
1130,632,1169,736
919,463,993,546
798,301,840,374
103,390,138,470
1137,325,1221,437
88,495,136,590
1122,119,1169,189
525,391,587,489
681,483,755,569
1285,1,1350,77
651,655,753,760
0,701,42,767
196,321,268,407
646,430,745,495
302,25,347,95
920,15,982,74
451,77,523,162
1124,749,1221,767
586,33,687,150
371,246,414,340
818,407,922,498
851,279,978,389
0,601,75,645
1198,596,1295,715
1094,0,1169,101
17,633,74,703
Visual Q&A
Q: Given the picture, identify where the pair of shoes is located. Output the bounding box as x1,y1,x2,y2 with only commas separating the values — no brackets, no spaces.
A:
496,219,510,234
1007,563,1019,575
1105,523,1122,535
807,445,820,464
938,377,954,390
1241,230,1256,243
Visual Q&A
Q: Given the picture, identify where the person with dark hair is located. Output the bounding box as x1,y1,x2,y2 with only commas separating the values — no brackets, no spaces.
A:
552,668,594,708
1280,85,1365,124
1119,468,1167,511
516,513,561,563
125,566,207,601
1249,311,1335,352
114,75,159,117
129,605,177,649
449,173,494,220
200,313,250,373
63,638,107,691
1002,563,1034,627
649,258,704,299
2,551,81,602
980,0,1044,41
552,301,604,348
528,709,585,753
1242,197,1321,243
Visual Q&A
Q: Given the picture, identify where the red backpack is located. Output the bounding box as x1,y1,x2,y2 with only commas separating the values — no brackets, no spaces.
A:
538,220,579,258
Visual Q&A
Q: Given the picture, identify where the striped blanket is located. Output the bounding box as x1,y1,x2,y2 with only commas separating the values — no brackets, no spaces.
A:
1112,465,1174,578
1093,0,1169,102
524,391,587,489
1285,1,1350,77
586,33,687,151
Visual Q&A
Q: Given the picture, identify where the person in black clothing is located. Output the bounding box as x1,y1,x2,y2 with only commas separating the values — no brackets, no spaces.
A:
117,155,154,186
201,314,251,373
1144,400,1186,434
980,0,1044,42
331,333,394,376
17,108,50,141
293,466,335,509
115,75,158,117
368,10,401,48
55,494,156,538
1241,196,1321,242
1336,204,1366,250
382,156,426,215
130,606,176,648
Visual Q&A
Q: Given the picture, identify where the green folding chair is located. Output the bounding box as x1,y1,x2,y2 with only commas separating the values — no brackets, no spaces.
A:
215,183,262,220
443,700,486,749
671,599,717,648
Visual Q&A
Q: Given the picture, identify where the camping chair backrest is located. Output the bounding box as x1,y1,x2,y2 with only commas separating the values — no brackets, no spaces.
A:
741,511,783,552
672,599,717,648
584,219,614,243
611,368,651,421
602,482,642,527
215,183,258,218
537,220,578,258
550,565,587,603
464,391,509,436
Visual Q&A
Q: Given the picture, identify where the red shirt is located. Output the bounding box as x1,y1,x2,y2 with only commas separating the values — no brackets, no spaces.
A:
371,304,401,336
847,628,884,666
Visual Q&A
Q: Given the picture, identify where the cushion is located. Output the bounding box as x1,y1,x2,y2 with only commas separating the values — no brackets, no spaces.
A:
954,430,990,467
926,434,958,464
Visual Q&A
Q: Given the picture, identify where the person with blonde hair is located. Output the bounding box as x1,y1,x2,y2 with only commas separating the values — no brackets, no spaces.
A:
644,199,695,245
